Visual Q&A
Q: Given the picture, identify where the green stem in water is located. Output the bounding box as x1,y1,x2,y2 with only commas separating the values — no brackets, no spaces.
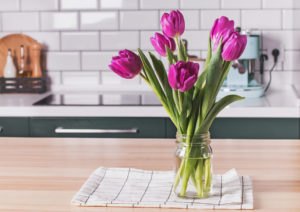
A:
204,158,212,195
195,159,204,197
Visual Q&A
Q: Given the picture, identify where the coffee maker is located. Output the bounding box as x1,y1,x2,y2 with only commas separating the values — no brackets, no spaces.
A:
218,32,264,98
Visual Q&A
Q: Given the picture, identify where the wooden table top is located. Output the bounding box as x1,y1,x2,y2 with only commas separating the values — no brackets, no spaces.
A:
0,137,299,212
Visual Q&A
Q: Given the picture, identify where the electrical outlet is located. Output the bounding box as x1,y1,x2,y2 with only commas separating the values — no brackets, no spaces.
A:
269,45,285,63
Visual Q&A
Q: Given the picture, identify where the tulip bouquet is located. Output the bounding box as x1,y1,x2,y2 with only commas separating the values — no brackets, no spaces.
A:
109,11,247,198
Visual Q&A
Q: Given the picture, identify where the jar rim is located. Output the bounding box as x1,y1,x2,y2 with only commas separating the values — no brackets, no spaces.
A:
176,131,210,137
176,131,211,145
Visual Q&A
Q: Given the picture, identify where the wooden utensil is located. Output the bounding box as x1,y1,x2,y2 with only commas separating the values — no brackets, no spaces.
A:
0,34,42,78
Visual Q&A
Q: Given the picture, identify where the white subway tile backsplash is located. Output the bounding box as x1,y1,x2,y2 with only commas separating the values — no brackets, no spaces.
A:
242,10,281,29
61,0,98,10
120,11,158,30
81,12,118,30
100,0,138,9
101,71,140,85
284,51,300,71
221,0,261,9
141,0,179,9
62,72,99,85
180,0,220,9
26,32,60,50
41,12,78,30
140,31,156,51
141,94,160,105
0,0,19,11
200,10,240,29
0,0,297,90
263,0,294,9
102,94,140,105
2,12,39,31
46,52,80,71
101,31,139,50
21,0,58,11
101,71,122,84
181,10,200,30
283,10,300,29
263,30,300,50
181,31,209,50
47,71,61,85
82,51,116,71
61,32,99,50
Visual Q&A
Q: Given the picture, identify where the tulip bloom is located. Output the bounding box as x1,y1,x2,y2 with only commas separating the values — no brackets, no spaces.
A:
161,10,185,38
168,61,199,92
210,16,234,51
222,31,247,61
150,33,176,56
109,49,143,79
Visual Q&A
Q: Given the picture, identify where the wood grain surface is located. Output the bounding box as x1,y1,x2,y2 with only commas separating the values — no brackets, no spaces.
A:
0,137,299,212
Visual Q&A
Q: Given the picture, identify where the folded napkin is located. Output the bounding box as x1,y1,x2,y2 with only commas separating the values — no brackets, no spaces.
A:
71,167,253,209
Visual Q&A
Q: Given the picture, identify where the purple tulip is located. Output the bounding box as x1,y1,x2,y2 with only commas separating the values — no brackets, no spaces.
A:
150,33,176,56
210,16,234,51
168,61,199,92
109,49,143,79
222,32,247,61
161,10,185,38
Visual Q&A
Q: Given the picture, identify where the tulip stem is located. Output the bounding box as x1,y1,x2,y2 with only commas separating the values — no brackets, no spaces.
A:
178,91,183,112
175,37,184,61
139,73,148,82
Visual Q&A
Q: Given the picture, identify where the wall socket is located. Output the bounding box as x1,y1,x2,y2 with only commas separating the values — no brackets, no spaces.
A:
268,45,285,63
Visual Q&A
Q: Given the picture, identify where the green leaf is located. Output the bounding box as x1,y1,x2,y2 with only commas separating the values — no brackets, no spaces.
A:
201,39,223,118
138,48,178,128
166,46,176,65
205,34,212,69
149,52,179,123
148,52,167,90
180,39,188,62
215,61,232,95
194,70,207,91
197,94,245,134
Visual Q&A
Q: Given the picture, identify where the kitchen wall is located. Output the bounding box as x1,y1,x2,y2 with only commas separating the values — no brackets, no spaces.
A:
0,0,299,91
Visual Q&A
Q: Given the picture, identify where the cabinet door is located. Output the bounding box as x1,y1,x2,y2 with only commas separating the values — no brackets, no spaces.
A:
210,118,299,139
166,118,300,139
30,117,166,138
0,117,29,137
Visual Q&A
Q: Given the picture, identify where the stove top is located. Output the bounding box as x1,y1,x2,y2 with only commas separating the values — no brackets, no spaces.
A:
33,93,162,106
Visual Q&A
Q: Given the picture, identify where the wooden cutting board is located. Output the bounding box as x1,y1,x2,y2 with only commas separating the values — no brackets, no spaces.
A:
0,33,42,77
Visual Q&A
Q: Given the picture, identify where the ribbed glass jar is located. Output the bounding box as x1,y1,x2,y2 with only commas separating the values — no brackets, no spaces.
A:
174,132,213,198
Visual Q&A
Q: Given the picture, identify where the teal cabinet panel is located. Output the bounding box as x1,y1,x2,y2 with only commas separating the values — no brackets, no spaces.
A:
166,118,299,139
165,118,176,138
210,118,299,139
0,117,29,137
29,117,166,138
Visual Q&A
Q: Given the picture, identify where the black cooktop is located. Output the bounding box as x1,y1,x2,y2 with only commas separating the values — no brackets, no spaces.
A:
33,94,162,106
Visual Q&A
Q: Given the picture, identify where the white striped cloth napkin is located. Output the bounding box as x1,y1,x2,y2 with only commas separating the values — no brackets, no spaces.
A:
71,167,253,209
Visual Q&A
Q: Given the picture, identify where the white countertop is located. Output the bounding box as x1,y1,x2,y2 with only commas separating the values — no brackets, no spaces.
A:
0,85,299,118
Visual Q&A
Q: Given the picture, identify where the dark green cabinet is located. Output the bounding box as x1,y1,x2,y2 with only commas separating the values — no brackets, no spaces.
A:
29,117,166,138
0,116,298,139
166,118,300,139
0,117,29,137
210,118,299,139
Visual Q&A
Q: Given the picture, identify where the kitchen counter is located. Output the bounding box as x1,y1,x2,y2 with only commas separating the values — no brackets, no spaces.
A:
0,137,299,211
0,84,299,118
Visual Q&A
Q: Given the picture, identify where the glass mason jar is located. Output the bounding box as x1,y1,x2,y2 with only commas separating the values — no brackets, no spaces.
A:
174,132,213,198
